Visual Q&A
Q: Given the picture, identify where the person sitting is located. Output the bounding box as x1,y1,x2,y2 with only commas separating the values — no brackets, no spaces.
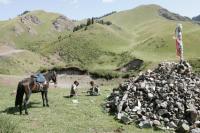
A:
70,81,79,97
87,81,100,96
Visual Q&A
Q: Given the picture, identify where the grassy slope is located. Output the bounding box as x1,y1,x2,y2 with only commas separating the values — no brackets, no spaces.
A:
104,4,200,62
43,4,200,75
0,50,65,75
42,23,134,72
0,51,45,75
0,11,69,75
0,84,164,133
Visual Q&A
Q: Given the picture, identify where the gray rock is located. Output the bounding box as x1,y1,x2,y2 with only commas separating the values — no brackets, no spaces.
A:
169,83,174,88
176,102,184,111
140,82,146,89
163,118,170,123
191,128,200,133
168,121,177,129
121,115,133,124
177,123,190,133
160,101,168,109
157,109,169,117
186,108,198,124
117,112,123,120
138,120,152,128
195,121,200,128
153,120,161,127
148,93,154,99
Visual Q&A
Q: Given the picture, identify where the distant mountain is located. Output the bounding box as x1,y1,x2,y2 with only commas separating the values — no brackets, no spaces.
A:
192,15,200,21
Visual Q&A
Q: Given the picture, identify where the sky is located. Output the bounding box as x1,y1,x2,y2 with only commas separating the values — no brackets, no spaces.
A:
0,0,200,20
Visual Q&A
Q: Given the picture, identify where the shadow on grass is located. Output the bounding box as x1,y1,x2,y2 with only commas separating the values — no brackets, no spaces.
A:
63,95,71,98
27,101,42,108
0,107,18,115
0,101,41,115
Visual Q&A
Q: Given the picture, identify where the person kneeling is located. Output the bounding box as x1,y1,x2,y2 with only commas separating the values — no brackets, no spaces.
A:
87,81,100,96
70,81,79,97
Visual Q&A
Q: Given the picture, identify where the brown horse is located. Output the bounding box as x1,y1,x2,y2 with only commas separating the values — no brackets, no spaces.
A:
15,71,57,115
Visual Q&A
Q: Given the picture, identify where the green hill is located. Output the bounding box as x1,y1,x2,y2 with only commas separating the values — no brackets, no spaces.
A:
0,4,200,75
0,10,72,75
0,10,74,50
43,4,200,76
104,4,200,61
42,23,133,71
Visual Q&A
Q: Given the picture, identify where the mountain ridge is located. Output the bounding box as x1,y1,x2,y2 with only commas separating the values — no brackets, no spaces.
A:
0,4,200,76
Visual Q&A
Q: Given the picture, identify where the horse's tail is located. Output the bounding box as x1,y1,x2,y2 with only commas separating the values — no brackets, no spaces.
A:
15,81,24,107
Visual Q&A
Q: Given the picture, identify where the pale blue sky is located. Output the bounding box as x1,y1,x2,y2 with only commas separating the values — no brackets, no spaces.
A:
0,0,199,20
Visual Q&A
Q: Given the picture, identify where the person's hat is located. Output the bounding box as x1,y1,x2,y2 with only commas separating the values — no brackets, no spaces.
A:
74,81,79,85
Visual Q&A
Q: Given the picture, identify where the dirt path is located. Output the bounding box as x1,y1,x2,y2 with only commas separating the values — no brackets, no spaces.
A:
0,50,24,56
0,45,24,56
0,74,124,89
57,74,121,89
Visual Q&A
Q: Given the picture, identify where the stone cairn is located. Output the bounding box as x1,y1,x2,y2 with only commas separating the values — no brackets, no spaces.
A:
106,62,200,133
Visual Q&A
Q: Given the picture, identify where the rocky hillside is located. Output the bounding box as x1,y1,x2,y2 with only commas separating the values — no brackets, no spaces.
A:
0,10,75,50
159,8,191,21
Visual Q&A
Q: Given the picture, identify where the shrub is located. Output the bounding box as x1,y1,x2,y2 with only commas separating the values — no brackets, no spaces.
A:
86,18,92,26
38,66,48,73
90,70,120,80
18,10,30,16
105,21,112,25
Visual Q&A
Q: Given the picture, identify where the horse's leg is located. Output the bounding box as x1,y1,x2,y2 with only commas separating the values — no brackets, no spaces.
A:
41,91,45,107
24,91,31,115
45,91,49,107
19,104,22,115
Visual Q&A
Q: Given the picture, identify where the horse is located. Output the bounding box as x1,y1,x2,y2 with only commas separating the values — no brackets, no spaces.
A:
15,71,57,115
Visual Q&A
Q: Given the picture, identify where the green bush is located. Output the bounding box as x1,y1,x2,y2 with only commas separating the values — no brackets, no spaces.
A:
38,66,49,73
0,115,18,133
122,73,131,79
90,70,120,80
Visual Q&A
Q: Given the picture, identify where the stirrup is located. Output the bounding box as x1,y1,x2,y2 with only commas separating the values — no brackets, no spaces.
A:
39,84,43,91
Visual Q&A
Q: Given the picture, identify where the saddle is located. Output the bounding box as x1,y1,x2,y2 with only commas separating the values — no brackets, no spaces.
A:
31,75,46,92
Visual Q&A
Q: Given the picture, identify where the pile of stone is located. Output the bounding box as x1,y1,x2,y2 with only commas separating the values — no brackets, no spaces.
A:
106,61,200,132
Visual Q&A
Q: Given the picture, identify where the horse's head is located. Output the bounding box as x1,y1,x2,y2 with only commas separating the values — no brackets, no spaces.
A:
51,71,57,85
44,70,57,87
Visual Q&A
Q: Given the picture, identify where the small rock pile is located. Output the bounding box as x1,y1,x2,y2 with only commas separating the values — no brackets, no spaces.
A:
106,61,200,132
